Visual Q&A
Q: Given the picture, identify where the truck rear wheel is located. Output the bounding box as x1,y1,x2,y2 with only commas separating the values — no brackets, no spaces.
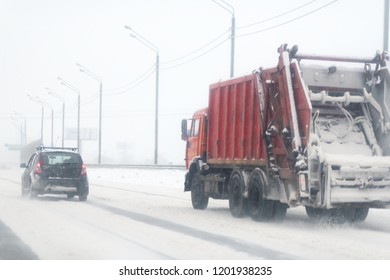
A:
306,206,369,223
191,173,209,210
305,206,323,219
341,207,369,222
306,207,342,222
273,202,288,221
228,172,247,218
247,169,274,221
354,208,369,222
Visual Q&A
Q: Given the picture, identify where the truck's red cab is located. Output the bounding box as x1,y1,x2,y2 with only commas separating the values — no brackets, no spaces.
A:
181,108,208,169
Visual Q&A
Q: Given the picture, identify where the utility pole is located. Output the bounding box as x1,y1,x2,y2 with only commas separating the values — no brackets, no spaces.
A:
230,14,235,78
27,95,45,144
212,0,235,77
13,111,27,145
36,97,54,146
385,0,389,51
99,81,102,163
46,88,66,148
125,25,160,164
58,77,81,151
76,63,103,164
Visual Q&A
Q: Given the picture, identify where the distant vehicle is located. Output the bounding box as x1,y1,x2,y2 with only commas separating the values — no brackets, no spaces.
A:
20,146,89,201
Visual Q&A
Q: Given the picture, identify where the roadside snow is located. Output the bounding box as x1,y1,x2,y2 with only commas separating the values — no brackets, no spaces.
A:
88,167,186,189
1,167,390,260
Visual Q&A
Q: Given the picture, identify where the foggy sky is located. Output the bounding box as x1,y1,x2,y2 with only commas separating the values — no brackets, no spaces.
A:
0,0,386,166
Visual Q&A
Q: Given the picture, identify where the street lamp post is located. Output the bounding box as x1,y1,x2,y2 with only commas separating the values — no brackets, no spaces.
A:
124,25,159,165
385,0,389,52
35,97,54,146
76,63,103,164
212,0,235,77
11,115,24,145
13,110,27,145
27,94,44,143
58,77,80,151
46,88,65,148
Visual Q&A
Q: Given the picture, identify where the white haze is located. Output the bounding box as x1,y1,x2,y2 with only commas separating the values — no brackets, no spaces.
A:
0,0,386,167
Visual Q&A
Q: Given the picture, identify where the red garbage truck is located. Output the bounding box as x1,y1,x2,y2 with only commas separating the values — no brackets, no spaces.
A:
181,44,390,222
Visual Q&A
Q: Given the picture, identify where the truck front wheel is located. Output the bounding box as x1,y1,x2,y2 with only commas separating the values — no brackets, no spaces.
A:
191,173,209,210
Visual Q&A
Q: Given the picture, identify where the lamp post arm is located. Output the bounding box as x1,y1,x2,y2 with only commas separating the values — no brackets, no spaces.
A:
212,0,234,16
46,88,65,102
76,63,102,82
57,77,80,96
35,97,53,109
124,25,158,54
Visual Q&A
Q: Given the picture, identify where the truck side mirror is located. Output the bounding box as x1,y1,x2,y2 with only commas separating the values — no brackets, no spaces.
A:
181,119,188,141
20,163,27,168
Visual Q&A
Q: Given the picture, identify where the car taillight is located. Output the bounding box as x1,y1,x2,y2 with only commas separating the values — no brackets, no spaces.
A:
34,161,42,174
81,163,87,176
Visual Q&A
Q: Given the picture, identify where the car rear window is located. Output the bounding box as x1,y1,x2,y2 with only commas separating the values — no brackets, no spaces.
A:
41,152,81,165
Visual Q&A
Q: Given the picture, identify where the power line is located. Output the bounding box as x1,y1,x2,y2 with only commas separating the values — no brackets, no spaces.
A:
237,0,318,29
82,90,99,106
159,1,336,71
161,37,230,71
90,30,229,92
105,69,155,96
161,29,230,65
236,0,338,38
69,0,339,98
104,63,156,93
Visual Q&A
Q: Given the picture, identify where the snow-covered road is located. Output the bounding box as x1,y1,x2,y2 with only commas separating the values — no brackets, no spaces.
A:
1,167,390,260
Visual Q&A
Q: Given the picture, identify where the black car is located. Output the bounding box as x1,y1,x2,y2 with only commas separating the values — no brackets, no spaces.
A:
20,146,89,201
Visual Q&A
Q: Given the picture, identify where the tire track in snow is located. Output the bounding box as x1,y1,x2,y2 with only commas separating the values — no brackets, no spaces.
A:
92,183,188,201
45,201,176,260
0,177,20,185
0,220,39,260
1,174,295,258
89,200,297,259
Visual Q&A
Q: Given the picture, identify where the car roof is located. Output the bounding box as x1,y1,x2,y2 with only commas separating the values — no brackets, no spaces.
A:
36,147,80,155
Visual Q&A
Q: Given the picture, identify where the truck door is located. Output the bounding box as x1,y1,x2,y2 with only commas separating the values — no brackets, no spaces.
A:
186,118,201,166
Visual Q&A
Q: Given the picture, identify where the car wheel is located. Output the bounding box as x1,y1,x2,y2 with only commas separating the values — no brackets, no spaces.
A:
79,193,88,201
28,182,37,199
21,182,28,197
